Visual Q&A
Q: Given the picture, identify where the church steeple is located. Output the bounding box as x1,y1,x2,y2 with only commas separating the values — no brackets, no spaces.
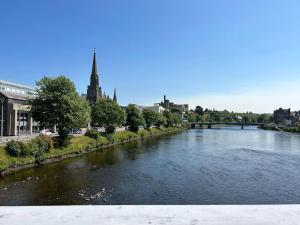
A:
87,49,102,104
91,49,98,77
113,88,117,102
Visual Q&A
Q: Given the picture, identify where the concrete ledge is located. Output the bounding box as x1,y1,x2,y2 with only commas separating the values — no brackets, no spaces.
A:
1,205,300,225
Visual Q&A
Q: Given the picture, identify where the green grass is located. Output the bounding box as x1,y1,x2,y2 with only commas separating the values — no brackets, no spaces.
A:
0,126,185,173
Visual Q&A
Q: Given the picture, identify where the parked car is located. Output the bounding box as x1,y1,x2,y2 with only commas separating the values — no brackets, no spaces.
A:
68,128,83,134
39,129,52,136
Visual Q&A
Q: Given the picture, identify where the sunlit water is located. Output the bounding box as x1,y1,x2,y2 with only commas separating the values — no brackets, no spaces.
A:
1,127,300,205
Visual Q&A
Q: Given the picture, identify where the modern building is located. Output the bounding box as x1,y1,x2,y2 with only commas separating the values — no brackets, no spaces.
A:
0,80,39,136
158,95,189,113
85,50,117,104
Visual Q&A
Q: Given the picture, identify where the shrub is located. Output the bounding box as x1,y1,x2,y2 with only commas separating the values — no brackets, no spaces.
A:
138,129,150,138
26,136,53,159
6,140,26,157
27,141,44,159
39,134,54,150
97,136,111,146
113,131,138,142
84,129,100,140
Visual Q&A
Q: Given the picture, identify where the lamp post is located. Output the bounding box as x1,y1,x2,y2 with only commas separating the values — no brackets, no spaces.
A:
0,97,4,138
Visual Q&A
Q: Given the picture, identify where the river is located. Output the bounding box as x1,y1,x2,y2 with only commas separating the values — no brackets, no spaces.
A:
1,127,300,205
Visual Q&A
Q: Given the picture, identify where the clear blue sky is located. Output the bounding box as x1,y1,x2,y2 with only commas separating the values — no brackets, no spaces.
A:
1,0,300,112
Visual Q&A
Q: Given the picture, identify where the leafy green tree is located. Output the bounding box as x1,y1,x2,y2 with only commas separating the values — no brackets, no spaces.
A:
186,113,197,122
91,99,126,133
195,106,204,115
142,109,158,129
242,115,250,123
163,111,182,127
163,110,174,127
170,107,183,116
257,114,271,123
172,113,182,126
126,104,145,132
155,114,167,128
195,114,203,122
30,76,90,146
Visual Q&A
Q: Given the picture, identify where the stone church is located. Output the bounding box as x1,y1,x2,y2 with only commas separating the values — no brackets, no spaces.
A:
86,50,117,104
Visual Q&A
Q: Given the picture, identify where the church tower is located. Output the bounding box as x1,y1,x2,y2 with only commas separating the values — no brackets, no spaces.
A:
87,50,102,104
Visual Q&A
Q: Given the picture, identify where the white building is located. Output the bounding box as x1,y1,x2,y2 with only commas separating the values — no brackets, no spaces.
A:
139,104,165,113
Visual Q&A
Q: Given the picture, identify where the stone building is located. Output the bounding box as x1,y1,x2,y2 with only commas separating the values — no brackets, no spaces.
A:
0,80,38,136
158,95,189,113
273,108,292,125
86,50,117,104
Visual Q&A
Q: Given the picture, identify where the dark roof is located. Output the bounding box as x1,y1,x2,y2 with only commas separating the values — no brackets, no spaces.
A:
0,91,32,101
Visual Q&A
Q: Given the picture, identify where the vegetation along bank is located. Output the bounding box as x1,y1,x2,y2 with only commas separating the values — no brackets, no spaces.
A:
0,127,186,176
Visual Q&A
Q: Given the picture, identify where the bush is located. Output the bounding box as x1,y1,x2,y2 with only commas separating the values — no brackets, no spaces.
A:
112,131,138,143
96,136,111,146
6,140,26,157
138,129,151,138
84,129,100,140
26,136,53,159
36,135,53,151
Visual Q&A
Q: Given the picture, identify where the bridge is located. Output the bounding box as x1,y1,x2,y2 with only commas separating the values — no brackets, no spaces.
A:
190,121,265,129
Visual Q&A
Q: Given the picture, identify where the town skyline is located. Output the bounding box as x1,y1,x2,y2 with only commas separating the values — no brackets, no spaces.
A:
1,1,300,113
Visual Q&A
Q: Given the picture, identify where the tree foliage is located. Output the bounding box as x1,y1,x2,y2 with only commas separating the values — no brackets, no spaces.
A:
126,104,145,132
195,106,204,115
142,109,158,129
91,99,126,133
30,76,91,145
163,111,182,127
155,114,167,128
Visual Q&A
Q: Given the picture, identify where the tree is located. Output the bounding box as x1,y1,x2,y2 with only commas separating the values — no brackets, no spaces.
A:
163,110,174,127
257,114,271,123
142,109,158,129
126,104,145,132
186,113,196,122
30,76,90,146
163,111,181,127
155,114,167,128
242,115,250,123
172,113,182,126
195,106,204,115
91,99,126,133
170,107,183,116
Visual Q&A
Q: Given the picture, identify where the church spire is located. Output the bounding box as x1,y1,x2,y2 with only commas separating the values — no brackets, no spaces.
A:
87,49,102,104
113,88,117,102
91,48,98,76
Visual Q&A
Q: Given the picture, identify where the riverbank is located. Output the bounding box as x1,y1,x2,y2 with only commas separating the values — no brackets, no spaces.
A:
0,127,186,176
260,124,300,133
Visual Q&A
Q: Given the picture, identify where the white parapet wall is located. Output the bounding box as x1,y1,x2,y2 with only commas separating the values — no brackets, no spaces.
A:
1,205,300,225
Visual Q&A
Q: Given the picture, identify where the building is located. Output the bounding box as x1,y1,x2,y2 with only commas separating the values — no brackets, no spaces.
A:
139,104,165,113
86,50,103,104
273,108,292,125
0,80,39,136
85,50,117,104
158,95,189,113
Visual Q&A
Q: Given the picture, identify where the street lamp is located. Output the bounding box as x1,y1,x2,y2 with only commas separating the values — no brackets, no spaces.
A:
0,97,4,138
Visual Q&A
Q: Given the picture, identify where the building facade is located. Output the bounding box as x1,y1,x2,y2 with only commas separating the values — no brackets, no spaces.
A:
86,50,103,104
139,104,165,113
0,80,38,136
273,108,292,125
158,95,189,113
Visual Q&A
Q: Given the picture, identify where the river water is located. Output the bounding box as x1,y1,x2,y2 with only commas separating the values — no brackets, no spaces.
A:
1,127,300,205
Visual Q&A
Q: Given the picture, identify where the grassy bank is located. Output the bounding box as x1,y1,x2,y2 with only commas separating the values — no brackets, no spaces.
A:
261,124,300,133
0,127,185,176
